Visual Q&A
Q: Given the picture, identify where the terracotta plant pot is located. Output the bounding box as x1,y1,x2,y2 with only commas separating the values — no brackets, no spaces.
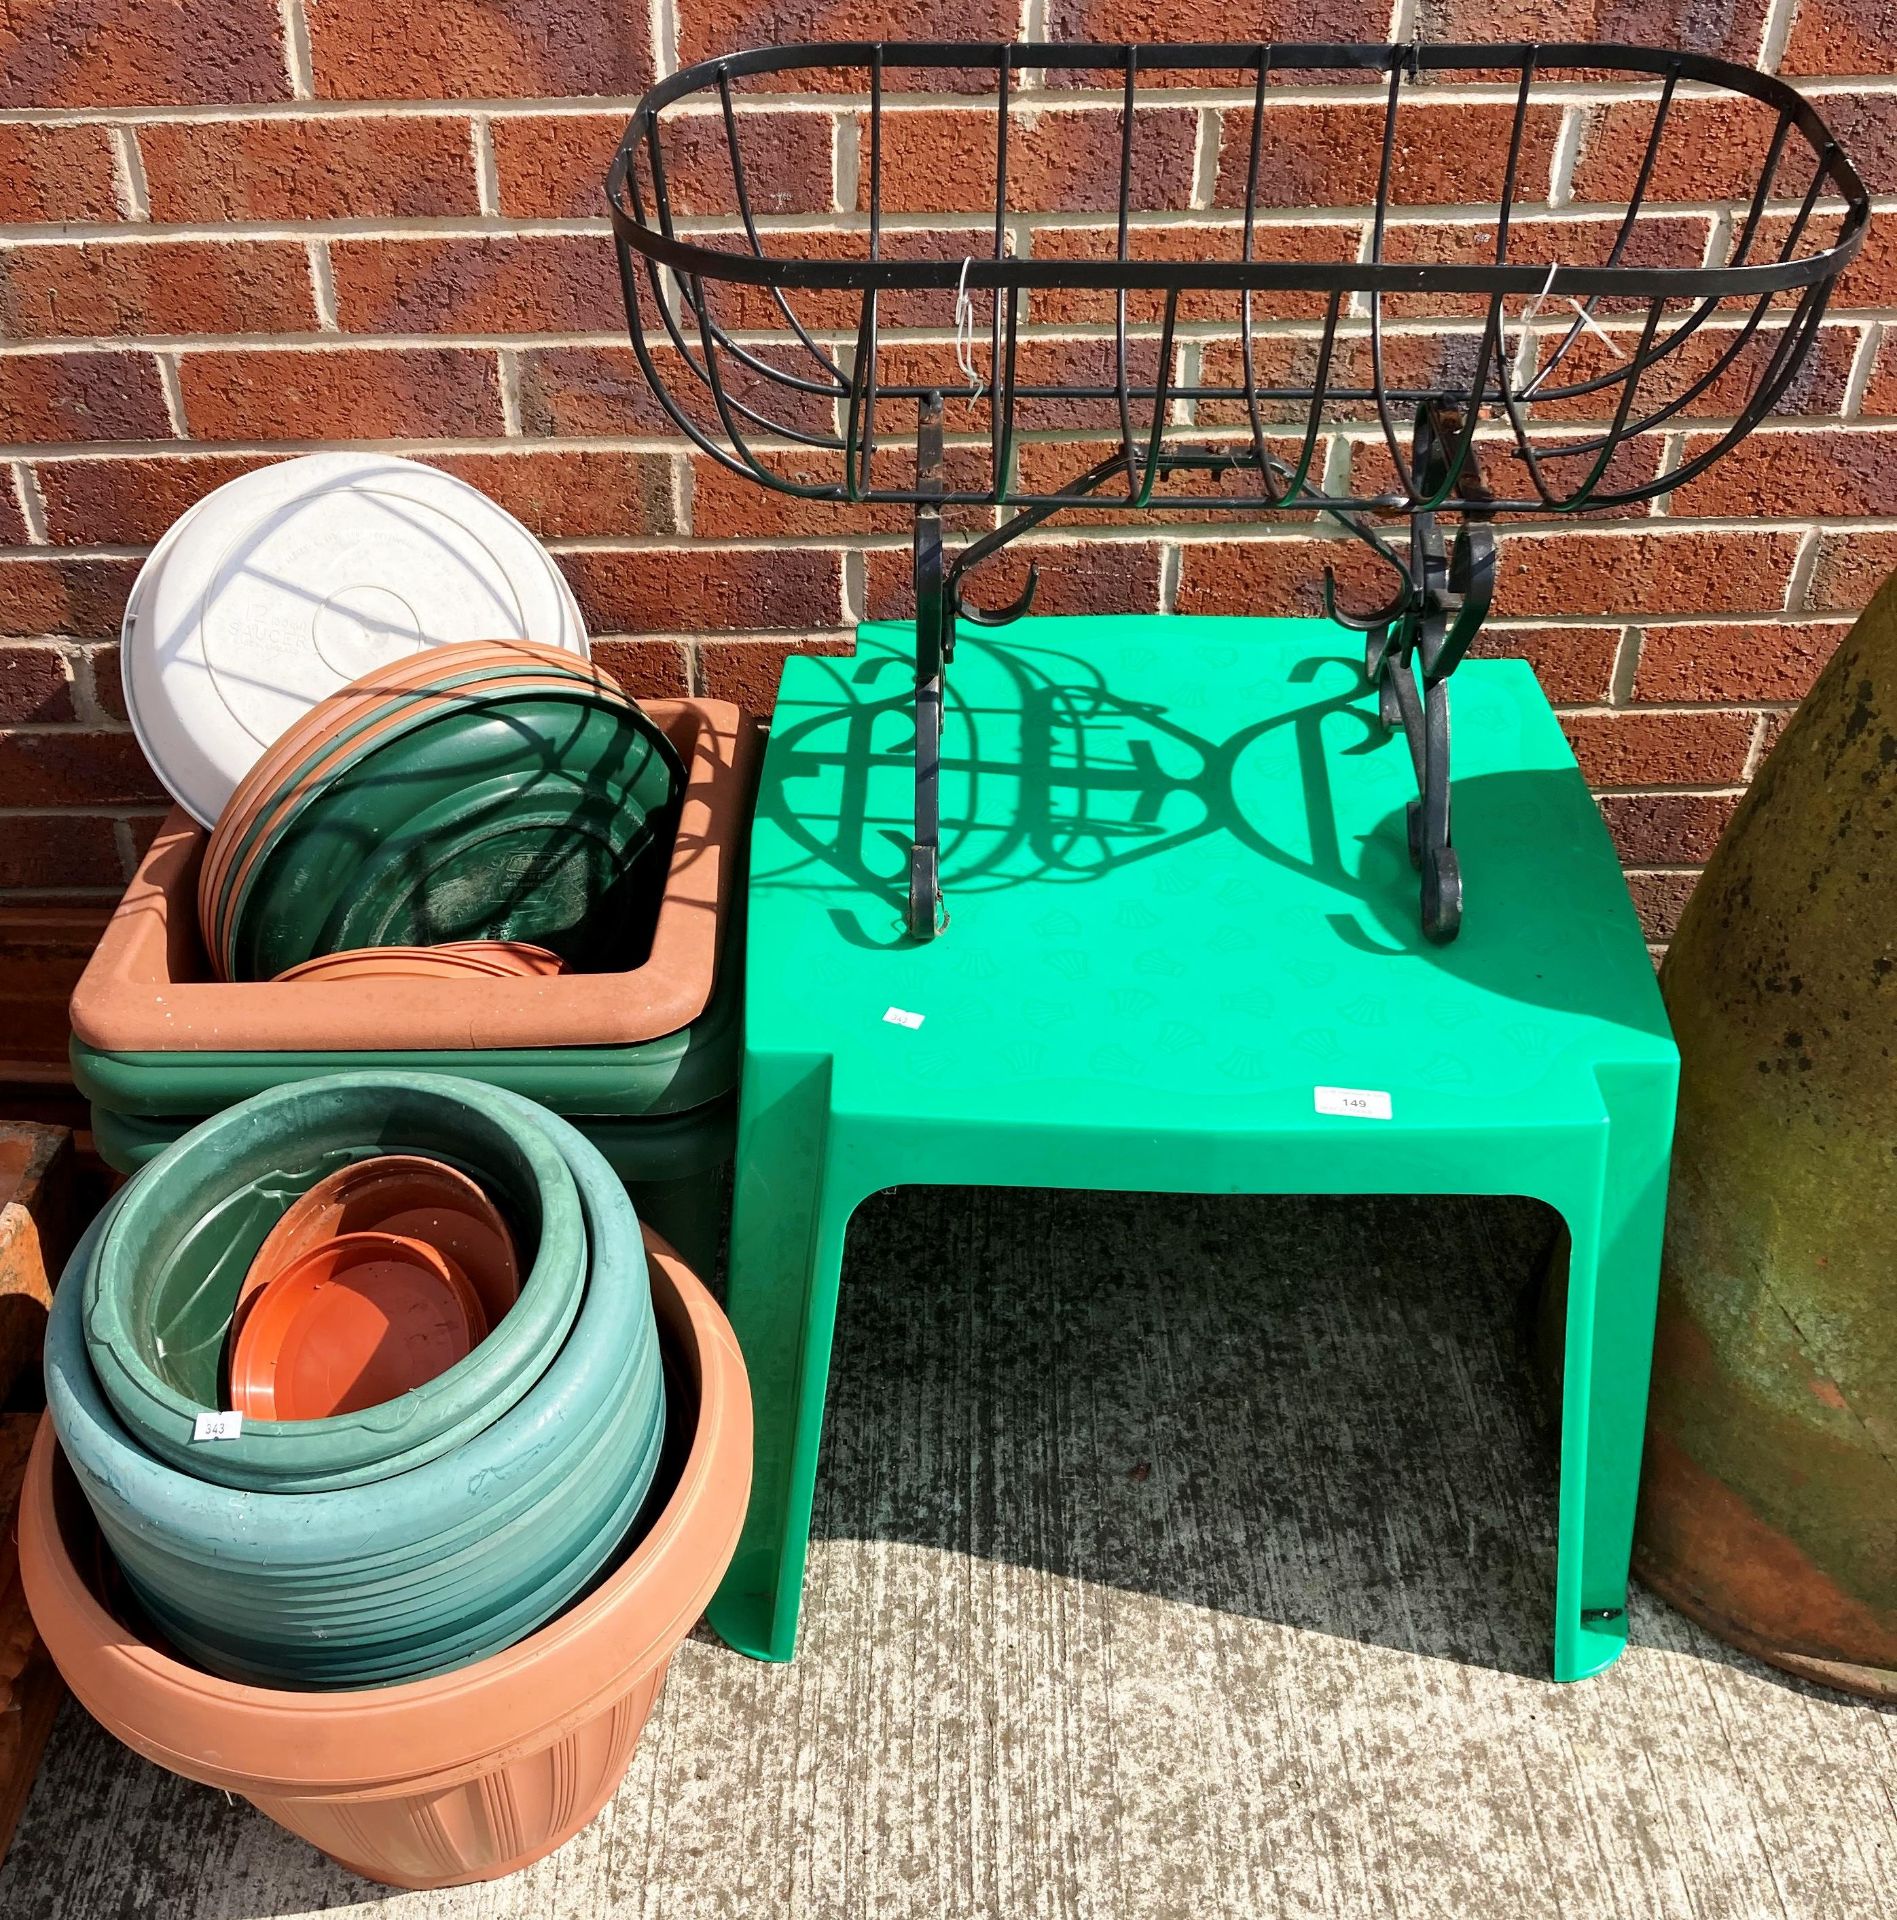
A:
70,697,759,1054
1636,564,1897,1698
243,1153,520,1332
274,944,565,985
21,1230,752,1890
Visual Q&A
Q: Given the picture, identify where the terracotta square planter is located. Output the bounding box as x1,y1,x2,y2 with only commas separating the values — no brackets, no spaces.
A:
69,701,760,1056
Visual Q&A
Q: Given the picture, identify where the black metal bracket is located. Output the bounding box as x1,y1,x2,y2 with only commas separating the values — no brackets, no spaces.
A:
905,399,1495,945
908,393,949,940
1357,404,1497,944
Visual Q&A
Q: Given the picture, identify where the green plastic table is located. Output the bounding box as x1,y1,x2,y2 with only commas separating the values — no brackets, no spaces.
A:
715,615,1677,1681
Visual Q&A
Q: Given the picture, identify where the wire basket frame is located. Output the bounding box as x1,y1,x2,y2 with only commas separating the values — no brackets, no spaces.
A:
607,41,1869,945
610,40,1865,521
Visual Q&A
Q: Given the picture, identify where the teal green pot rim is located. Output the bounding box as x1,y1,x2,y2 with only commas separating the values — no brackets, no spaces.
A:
227,682,683,982
208,658,625,976
81,1073,587,1493
84,1092,738,1184
47,1082,666,1689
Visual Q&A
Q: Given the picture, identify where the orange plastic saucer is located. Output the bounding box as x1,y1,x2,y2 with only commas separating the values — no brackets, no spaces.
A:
229,1232,489,1422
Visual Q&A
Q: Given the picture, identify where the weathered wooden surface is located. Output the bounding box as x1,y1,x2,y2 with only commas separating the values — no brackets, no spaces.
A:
6,1188,1894,1919
1643,568,1897,1696
0,1122,72,1404
0,909,108,1091
0,1415,61,1869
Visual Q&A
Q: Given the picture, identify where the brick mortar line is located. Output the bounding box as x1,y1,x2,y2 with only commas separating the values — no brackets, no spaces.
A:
305,239,339,330
108,128,149,221
470,120,501,218
0,801,166,814
687,408,1894,439
1583,781,1752,795
8,311,1887,353
1607,622,1642,704
1549,104,1583,213
8,462,47,544
153,354,188,438
1189,107,1217,212
496,346,524,435
61,642,107,724
1784,524,1824,610
110,818,141,881
0,74,1892,129
3,192,1886,246
1740,711,1776,777
278,0,315,99
1841,325,1882,417
11,412,1896,457
1759,0,1801,73
8,516,1892,564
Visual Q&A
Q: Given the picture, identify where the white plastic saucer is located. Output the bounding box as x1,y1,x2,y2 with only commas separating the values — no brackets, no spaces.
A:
123,453,590,826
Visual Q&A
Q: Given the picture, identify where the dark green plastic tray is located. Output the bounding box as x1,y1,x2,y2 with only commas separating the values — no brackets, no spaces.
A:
206,657,616,976
230,683,683,981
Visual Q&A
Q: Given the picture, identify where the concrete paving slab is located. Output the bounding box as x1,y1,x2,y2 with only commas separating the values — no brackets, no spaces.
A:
5,1188,1892,1919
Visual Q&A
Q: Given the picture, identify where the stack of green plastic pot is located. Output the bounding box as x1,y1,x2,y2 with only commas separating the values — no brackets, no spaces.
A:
45,1071,667,1690
73,955,739,1277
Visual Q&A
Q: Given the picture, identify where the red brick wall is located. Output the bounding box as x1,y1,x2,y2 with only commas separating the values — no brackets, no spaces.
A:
0,2,1889,946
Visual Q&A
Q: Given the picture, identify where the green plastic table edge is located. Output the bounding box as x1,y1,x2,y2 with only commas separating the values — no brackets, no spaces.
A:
704,614,1680,1687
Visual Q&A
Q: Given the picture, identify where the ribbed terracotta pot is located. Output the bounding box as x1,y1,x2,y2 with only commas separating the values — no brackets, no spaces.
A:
20,1232,752,1890
1637,566,1897,1699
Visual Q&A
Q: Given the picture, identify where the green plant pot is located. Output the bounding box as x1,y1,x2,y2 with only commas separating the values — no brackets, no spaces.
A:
230,686,683,981
47,1080,667,1689
83,1075,586,1493
68,943,741,1121
206,656,617,974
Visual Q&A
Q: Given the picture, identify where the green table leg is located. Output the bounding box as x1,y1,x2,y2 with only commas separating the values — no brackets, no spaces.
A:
705,1052,843,1661
1550,1060,1677,1681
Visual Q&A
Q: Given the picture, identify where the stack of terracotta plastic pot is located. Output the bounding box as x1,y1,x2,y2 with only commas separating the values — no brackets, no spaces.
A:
23,1230,751,1888
68,641,761,1277
23,1069,753,1887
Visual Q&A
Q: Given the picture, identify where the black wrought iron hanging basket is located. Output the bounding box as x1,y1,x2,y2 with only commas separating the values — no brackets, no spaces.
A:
608,41,1868,942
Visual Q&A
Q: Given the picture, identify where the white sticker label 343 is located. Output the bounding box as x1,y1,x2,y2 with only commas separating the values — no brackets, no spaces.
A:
1314,1085,1393,1120
192,1410,245,1441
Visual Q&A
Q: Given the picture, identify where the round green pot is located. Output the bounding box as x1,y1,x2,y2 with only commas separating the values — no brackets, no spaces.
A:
47,1081,666,1689
229,686,682,982
83,1074,585,1493
206,657,621,975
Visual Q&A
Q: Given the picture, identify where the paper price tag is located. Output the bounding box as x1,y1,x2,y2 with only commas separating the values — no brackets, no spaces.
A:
192,1410,245,1442
1314,1085,1393,1121
883,1007,925,1029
